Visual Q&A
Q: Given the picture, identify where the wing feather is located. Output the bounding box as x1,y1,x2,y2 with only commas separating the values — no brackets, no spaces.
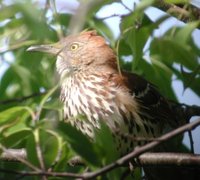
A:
122,71,178,128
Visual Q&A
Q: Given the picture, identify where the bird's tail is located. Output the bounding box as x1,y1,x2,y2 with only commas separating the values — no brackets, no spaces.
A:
144,101,200,180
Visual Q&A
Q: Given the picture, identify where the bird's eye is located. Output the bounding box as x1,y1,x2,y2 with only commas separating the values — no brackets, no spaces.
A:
70,43,79,51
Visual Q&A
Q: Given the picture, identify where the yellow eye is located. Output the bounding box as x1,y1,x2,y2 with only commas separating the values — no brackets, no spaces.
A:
70,43,79,51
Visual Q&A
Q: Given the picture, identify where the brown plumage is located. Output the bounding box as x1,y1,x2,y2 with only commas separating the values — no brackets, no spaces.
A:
27,30,200,179
27,30,182,152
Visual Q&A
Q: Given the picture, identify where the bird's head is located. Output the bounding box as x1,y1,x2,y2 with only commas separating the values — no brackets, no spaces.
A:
27,31,117,76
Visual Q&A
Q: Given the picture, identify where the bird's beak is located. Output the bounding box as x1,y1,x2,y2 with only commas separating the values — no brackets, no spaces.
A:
27,42,62,55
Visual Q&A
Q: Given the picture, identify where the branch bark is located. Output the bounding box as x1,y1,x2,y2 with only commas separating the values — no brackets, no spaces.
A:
2,150,200,166
1,118,200,179
154,0,200,25
82,118,200,179
138,152,200,166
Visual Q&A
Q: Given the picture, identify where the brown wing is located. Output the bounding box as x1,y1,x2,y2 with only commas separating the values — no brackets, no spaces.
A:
122,71,179,128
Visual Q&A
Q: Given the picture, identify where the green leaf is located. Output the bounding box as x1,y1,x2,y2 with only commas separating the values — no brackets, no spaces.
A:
118,38,132,57
86,0,115,19
136,0,155,11
187,77,200,97
2,129,31,148
94,122,119,164
0,18,23,30
39,85,59,109
26,132,40,167
181,65,200,91
0,106,31,126
16,2,56,39
0,5,18,20
174,21,200,44
36,85,59,119
58,122,101,166
43,99,63,110
53,142,70,172
135,57,177,100
88,17,114,45
150,38,198,70
11,64,32,94
0,67,16,99
153,63,176,99
121,13,169,69
58,13,71,27
169,66,200,97
39,129,60,168
120,0,155,33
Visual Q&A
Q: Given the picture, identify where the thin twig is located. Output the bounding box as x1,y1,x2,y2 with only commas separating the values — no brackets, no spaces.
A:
1,119,200,179
50,0,64,38
0,168,83,178
34,129,47,180
120,0,133,12
44,0,50,15
0,92,46,105
81,118,200,179
0,145,40,172
188,130,194,153
116,39,122,76
97,14,122,21
0,39,35,54
155,0,200,24
1,153,200,178
33,85,58,121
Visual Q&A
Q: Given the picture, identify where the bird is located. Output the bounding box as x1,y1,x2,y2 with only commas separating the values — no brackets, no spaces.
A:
27,30,200,179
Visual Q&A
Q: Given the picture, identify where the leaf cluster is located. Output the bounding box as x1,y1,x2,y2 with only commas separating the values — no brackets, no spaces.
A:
0,0,199,179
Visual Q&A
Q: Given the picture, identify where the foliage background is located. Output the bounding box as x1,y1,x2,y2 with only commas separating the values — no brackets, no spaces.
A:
0,0,200,179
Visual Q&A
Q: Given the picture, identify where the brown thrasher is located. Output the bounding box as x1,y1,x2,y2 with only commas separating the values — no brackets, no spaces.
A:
27,31,200,179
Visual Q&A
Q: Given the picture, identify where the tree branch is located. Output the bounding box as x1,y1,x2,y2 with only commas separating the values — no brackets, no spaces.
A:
1,118,200,179
0,92,46,105
138,152,200,166
82,118,200,179
2,150,200,167
0,146,40,172
1,153,200,178
1,148,26,161
0,168,83,178
155,0,200,24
